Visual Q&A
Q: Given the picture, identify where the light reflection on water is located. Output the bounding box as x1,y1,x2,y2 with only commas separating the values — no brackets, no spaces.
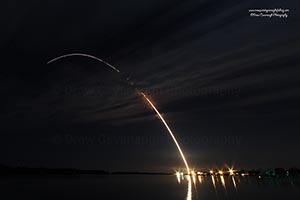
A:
186,175,192,200
232,176,237,190
198,176,202,184
176,174,299,200
220,175,226,190
211,175,216,189
1,175,299,199
176,172,181,184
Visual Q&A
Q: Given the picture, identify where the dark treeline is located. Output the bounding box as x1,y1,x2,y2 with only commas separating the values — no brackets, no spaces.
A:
0,164,299,177
0,164,172,176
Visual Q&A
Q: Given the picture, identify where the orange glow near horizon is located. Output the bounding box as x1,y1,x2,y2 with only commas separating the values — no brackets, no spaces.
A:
140,92,191,175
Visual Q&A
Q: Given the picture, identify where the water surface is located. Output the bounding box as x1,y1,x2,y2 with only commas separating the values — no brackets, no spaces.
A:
1,175,299,200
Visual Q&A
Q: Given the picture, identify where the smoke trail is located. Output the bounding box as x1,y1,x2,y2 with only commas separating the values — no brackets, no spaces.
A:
47,53,191,174
47,53,120,72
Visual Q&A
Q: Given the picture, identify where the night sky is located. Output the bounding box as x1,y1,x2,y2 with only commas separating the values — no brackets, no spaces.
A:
1,0,300,172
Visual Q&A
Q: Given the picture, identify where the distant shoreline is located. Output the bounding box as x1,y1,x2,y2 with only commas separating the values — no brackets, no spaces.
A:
0,164,172,176
1,164,299,177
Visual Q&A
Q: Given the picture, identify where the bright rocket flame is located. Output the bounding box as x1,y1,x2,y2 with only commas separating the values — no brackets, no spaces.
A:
140,92,190,175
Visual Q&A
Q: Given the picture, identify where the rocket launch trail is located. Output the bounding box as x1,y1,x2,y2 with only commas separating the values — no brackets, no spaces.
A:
140,92,191,175
47,53,120,73
47,53,191,174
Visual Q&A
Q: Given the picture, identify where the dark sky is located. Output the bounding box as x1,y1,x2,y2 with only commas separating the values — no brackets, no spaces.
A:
1,0,300,171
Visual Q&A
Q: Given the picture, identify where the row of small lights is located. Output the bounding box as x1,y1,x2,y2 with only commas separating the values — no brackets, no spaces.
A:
176,168,249,177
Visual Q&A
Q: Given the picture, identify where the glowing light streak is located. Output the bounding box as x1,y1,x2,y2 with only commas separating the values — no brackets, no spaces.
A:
211,174,219,199
47,53,120,72
220,175,226,189
232,176,237,190
191,170,197,186
48,54,191,175
186,175,192,200
140,92,191,175
176,172,181,183
211,175,216,189
198,175,203,184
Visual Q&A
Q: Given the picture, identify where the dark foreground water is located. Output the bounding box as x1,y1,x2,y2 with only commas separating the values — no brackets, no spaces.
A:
1,175,300,200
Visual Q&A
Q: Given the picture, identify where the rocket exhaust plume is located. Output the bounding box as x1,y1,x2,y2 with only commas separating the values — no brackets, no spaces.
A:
47,53,120,72
140,92,190,175
47,53,191,174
